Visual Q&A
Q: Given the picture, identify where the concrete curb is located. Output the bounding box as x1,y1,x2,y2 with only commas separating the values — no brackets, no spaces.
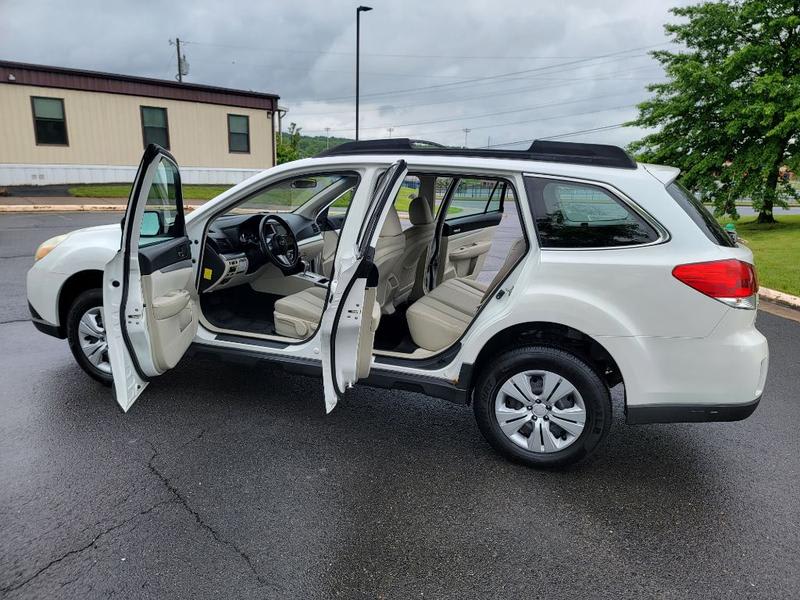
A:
759,287,800,310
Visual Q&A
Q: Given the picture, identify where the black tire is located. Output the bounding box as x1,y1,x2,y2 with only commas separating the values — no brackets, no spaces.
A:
66,288,113,386
473,345,612,468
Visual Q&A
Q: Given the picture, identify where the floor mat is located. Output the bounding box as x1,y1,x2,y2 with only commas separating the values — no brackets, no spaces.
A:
201,286,281,335
374,306,419,353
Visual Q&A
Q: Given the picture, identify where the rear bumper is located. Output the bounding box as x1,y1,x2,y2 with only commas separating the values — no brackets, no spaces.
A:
599,308,769,425
627,395,761,424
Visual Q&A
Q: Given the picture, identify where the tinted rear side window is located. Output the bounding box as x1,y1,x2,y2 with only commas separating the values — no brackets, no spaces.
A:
525,177,660,248
666,182,735,247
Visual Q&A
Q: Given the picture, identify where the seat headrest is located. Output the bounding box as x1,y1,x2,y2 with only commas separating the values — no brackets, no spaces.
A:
379,206,403,237
408,195,434,225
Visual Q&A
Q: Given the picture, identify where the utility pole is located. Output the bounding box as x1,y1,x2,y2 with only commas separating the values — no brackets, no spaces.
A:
387,127,394,138
325,127,331,149
355,6,373,141
176,38,182,82
463,128,471,148
170,38,189,82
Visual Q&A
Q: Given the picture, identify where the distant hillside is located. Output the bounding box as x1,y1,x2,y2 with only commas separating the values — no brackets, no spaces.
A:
296,134,354,158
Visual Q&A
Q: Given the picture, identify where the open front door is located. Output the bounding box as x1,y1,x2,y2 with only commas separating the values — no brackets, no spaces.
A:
319,160,408,413
104,144,199,412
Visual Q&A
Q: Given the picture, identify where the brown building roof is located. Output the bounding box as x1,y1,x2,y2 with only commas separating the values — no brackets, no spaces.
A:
0,60,279,112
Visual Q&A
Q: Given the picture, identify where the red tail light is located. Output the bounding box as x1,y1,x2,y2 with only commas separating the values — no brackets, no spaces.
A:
672,259,758,304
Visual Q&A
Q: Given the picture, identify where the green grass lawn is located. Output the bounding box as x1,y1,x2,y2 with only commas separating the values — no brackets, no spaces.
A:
68,183,460,213
69,184,232,201
719,215,800,296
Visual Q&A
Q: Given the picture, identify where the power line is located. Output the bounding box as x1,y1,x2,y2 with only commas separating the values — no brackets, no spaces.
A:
184,39,668,61
318,91,639,134
307,104,638,138
307,43,669,104
289,65,663,117
478,123,629,148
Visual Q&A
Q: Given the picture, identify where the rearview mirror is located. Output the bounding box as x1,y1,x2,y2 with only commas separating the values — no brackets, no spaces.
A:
291,178,318,189
141,211,164,236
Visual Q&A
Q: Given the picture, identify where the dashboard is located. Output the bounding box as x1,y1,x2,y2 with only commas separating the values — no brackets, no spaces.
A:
200,212,322,293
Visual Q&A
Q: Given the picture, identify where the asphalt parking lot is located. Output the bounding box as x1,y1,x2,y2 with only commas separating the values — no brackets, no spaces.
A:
1,212,799,599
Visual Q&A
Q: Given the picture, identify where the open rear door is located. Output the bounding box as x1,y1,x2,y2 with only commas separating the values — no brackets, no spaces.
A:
103,144,199,412
319,160,408,413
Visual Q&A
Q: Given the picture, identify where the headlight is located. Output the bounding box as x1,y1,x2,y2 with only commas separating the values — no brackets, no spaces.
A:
34,234,68,262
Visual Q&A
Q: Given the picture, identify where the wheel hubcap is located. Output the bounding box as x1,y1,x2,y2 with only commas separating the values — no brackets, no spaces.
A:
494,370,587,454
78,307,111,374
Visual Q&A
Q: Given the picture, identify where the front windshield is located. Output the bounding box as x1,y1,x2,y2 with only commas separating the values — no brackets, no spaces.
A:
224,174,357,216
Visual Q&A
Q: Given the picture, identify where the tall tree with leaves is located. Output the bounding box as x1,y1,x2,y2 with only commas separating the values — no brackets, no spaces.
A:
276,122,302,164
629,0,800,223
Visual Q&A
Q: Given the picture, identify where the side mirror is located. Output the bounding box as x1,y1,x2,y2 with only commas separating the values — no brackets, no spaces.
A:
291,178,318,189
141,211,164,236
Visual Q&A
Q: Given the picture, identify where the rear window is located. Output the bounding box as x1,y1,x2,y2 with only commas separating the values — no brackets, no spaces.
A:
666,182,735,247
525,177,660,248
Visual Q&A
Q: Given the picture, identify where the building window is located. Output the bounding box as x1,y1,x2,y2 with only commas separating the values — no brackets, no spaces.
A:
228,114,250,153
31,97,68,145
140,106,170,149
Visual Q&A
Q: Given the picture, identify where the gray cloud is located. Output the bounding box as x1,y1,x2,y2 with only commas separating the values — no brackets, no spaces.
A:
0,0,696,148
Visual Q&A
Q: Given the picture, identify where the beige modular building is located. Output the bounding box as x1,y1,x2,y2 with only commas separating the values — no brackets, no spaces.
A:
0,60,280,186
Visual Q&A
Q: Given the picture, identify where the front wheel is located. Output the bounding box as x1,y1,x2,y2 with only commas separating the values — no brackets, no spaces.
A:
66,289,113,386
473,346,612,468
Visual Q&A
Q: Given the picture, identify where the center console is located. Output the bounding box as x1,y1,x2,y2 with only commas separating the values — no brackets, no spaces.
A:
292,269,329,288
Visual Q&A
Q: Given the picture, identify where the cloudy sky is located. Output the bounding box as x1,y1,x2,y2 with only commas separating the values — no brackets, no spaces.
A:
0,0,695,148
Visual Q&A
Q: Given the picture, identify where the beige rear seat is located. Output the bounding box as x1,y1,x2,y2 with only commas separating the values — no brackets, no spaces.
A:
406,239,526,351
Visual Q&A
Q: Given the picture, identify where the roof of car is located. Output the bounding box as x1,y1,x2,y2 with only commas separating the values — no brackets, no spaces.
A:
316,138,638,170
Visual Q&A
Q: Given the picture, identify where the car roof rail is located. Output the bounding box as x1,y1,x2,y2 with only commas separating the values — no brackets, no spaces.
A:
315,137,637,169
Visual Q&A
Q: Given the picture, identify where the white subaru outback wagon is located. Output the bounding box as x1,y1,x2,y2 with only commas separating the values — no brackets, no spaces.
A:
27,139,769,467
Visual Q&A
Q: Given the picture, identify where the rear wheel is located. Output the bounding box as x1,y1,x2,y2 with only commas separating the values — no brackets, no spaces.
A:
473,346,612,468
66,289,113,386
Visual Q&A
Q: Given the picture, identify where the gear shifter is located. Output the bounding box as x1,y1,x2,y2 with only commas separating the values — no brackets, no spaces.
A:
300,258,311,276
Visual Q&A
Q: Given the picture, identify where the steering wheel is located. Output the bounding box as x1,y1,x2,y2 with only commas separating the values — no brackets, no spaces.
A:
258,214,301,273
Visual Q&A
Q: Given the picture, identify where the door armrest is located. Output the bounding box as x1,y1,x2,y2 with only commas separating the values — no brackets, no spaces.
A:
152,289,191,320
449,240,491,260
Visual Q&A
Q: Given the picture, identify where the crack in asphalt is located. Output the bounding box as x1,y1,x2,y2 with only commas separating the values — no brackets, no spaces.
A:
145,439,268,588
0,319,30,326
0,500,175,595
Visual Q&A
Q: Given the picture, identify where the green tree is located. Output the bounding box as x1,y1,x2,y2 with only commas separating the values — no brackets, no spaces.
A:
276,122,302,164
629,0,800,223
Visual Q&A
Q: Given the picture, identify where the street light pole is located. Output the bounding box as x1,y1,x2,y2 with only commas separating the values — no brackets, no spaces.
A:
356,5,372,141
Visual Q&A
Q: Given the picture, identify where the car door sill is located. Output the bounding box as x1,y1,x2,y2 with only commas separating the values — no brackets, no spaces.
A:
186,342,470,404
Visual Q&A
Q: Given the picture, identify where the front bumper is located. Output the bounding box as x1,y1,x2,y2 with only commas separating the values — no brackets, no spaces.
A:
29,302,64,339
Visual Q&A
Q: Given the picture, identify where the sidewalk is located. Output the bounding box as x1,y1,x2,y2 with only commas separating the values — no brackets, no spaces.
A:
0,196,207,212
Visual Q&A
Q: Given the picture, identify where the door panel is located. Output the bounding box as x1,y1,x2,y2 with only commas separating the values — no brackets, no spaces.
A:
140,261,198,371
438,211,501,282
103,144,196,412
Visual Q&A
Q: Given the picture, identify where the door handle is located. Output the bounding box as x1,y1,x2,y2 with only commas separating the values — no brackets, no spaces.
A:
176,245,188,259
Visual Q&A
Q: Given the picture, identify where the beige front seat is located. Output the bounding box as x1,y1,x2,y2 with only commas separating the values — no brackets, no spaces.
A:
273,207,406,339
393,195,436,308
406,238,527,351
373,206,406,313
